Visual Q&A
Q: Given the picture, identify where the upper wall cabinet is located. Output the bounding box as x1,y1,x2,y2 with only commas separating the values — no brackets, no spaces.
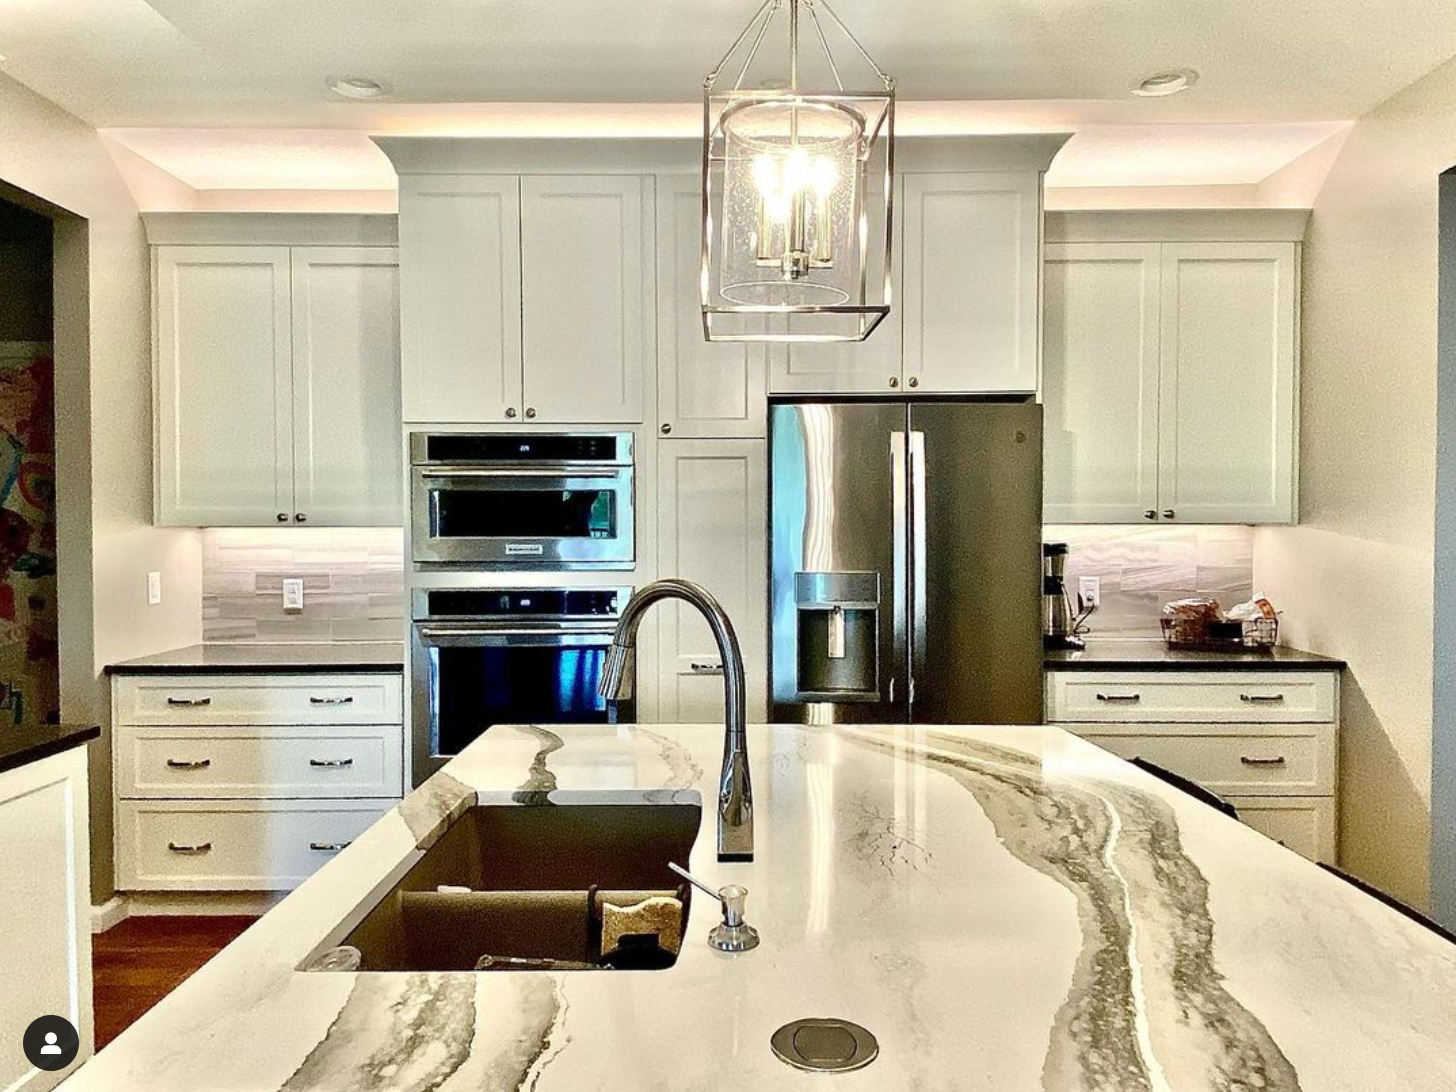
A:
150,226,401,528
396,171,650,425
1042,211,1306,525
655,175,766,438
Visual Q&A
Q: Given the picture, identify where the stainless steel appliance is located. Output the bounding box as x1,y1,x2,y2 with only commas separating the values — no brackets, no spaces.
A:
1043,541,1091,651
769,400,1044,724
410,586,633,783
410,432,635,569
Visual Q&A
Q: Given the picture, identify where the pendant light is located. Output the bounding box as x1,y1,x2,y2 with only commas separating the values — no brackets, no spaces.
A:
702,0,895,343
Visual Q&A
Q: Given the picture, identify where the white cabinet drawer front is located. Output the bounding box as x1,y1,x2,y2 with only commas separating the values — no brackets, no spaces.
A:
1229,797,1337,863
1084,729,1333,796
116,726,404,799
116,800,392,891
1047,671,1336,723
115,673,403,726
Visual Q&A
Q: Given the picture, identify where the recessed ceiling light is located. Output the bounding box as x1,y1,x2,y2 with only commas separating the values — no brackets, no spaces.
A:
327,76,389,100
1131,69,1199,97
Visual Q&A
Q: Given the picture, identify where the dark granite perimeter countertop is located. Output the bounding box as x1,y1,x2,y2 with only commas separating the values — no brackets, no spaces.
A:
0,722,100,776
107,642,405,675
1047,639,1344,672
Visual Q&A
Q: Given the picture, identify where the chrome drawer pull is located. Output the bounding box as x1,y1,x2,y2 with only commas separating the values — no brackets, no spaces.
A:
1240,694,1286,704
167,841,213,855
309,696,356,706
166,758,212,770
309,758,355,768
166,697,212,707
1095,693,1141,703
688,661,724,675
310,841,352,853
1240,755,1288,767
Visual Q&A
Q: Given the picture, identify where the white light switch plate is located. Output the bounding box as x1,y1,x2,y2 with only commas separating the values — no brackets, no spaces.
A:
282,578,305,613
1078,575,1101,608
146,571,162,606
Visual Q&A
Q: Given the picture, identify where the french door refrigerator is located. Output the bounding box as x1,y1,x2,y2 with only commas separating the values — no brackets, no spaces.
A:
769,399,1044,725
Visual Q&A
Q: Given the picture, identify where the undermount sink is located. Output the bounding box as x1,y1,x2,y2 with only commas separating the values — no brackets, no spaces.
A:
304,798,702,973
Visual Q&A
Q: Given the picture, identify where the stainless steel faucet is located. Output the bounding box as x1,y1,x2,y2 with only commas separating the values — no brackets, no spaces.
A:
599,579,753,862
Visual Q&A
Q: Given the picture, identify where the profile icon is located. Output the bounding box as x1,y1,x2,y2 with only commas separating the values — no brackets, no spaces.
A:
23,1015,79,1070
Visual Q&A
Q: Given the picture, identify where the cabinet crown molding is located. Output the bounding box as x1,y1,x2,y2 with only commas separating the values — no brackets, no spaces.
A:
1046,209,1311,244
143,213,398,247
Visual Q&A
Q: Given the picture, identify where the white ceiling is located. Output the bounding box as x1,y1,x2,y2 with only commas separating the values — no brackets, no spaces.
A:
1,1,1451,196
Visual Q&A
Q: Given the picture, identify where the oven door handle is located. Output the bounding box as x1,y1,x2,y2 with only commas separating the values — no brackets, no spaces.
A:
415,625,619,646
417,468,623,480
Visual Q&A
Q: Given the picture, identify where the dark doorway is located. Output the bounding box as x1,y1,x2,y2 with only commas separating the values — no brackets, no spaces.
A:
0,197,59,728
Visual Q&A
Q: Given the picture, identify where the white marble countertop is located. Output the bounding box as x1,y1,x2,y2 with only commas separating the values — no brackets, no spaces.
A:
65,724,1456,1091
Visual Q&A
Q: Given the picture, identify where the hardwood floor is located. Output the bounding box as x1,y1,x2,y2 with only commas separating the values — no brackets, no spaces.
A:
92,916,258,1049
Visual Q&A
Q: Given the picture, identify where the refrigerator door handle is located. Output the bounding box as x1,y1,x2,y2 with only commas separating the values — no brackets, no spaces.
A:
891,430,909,710
910,430,927,707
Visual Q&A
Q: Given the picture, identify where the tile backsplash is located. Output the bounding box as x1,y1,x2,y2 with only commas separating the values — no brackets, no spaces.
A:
202,528,405,643
1043,525,1256,640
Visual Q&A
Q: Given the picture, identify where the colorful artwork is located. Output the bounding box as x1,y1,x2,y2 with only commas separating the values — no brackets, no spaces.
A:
0,345,57,727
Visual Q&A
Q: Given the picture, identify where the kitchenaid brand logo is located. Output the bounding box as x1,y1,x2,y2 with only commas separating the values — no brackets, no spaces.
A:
505,543,545,556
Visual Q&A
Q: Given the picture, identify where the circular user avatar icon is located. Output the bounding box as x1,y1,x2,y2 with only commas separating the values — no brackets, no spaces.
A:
23,1015,79,1071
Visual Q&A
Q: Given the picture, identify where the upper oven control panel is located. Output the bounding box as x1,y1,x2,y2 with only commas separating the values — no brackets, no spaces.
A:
415,587,630,621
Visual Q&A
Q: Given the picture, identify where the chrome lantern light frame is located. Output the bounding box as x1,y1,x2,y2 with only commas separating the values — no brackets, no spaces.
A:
701,0,895,344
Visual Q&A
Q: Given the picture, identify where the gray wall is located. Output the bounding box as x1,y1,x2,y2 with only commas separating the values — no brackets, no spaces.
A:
1434,168,1456,928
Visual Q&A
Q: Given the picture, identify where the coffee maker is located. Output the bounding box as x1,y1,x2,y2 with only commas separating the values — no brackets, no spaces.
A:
1043,542,1093,650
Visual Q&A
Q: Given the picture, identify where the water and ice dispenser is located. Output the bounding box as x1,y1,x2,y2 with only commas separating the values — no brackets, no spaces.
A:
793,572,881,701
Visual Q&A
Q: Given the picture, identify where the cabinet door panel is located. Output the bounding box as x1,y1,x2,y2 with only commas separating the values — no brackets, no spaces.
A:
521,176,648,423
656,441,768,722
1158,243,1297,523
397,176,522,423
902,172,1040,393
657,176,765,437
155,246,293,525
290,248,401,525
1042,243,1161,522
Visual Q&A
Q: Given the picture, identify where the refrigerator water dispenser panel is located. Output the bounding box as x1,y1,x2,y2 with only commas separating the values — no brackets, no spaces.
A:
794,572,880,701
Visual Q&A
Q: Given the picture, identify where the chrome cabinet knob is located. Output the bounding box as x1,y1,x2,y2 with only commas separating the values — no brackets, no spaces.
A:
1144,509,1157,520
888,376,900,388
276,512,289,523
661,423,673,435
1162,509,1176,519
907,376,920,388
295,513,307,523
505,407,518,419
525,407,537,419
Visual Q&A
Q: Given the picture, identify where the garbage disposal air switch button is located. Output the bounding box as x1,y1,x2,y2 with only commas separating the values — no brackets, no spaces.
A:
771,1019,879,1073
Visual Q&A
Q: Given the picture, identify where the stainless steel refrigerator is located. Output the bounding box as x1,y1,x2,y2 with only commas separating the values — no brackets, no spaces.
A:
769,399,1044,725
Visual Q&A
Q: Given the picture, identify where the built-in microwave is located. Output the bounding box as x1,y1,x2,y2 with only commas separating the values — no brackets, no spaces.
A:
409,432,635,569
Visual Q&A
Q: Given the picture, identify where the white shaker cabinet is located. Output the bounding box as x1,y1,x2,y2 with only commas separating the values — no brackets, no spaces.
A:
1042,243,1162,523
520,175,650,424
0,745,93,1092
290,248,402,525
1042,213,1304,525
655,440,769,722
397,176,523,424
155,246,294,525
656,176,766,438
153,240,401,527
901,171,1042,394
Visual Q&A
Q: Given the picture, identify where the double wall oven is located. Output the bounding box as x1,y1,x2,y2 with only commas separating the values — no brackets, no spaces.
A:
411,586,633,782
410,432,634,569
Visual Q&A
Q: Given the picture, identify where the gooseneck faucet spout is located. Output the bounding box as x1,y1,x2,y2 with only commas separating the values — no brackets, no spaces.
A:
599,579,753,861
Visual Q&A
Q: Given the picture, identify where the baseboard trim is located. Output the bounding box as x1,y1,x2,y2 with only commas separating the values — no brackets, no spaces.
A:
91,896,129,933
123,891,285,917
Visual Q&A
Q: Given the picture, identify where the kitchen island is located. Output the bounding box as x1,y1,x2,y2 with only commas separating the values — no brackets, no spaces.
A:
64,723,1456,1091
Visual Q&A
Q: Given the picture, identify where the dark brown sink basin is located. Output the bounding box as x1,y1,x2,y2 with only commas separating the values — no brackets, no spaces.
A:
305,800,702,972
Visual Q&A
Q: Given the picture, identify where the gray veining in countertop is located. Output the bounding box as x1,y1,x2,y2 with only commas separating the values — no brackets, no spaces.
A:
63,723,1456,1091
106,641,405,674
1047,639,1346,671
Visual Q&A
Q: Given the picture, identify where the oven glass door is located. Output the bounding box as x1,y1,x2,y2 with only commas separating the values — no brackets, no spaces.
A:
414,626,624,774
412,469,634,566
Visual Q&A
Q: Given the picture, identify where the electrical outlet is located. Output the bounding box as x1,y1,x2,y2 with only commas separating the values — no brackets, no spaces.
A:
282,577,305,613
1078,575,1101,608
146,571,162,606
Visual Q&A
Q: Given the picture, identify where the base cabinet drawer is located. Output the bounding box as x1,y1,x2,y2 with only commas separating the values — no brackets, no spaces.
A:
1079,726,1334,796
1229,797,1337,863
1048,670,1337,723
116,726,404,799
116,800,393,891
114,673,404,726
